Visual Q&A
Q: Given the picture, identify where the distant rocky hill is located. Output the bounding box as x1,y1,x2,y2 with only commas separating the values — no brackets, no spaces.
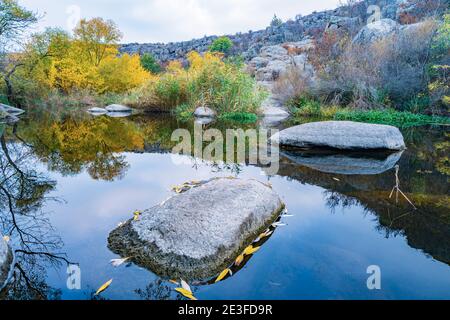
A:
120,0,442,62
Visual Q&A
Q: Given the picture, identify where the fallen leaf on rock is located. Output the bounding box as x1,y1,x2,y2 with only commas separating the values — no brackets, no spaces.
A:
133,211,141,221
175,288,197,300
235,254,245,266
215,268,233,283
243,245,260,256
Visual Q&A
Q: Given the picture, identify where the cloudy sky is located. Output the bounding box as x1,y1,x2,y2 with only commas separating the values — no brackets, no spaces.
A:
19,0,341,43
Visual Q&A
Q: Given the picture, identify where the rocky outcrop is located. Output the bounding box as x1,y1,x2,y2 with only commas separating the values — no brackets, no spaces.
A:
108,178,284,280
248,40,315,85
272,121,406,151
0,238,13,291
120,1,438,63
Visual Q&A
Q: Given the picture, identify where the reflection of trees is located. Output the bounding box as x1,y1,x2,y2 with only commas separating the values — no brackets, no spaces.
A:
276,127,450,265
0,128,74,300
135,279,176,301
17,116,145,181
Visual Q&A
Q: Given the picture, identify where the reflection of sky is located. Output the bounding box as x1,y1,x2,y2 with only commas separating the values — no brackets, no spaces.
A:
38,152,450,300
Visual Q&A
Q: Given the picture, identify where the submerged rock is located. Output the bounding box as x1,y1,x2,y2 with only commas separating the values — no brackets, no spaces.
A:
194,106,216,118
281,150,404,175
108,178,284,280
272,121,406,151
105,104,132,113
0,238,13,291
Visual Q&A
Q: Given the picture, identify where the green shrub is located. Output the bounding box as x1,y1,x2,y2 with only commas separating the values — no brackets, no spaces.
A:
132,52,266,117
209,37,233,54
140,53,162,74
334,109,450,127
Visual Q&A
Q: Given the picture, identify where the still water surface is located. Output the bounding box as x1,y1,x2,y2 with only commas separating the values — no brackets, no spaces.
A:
0,112,449,300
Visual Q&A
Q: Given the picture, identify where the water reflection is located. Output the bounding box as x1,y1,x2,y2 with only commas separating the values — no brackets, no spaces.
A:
0,112,448,299
0,125,75,300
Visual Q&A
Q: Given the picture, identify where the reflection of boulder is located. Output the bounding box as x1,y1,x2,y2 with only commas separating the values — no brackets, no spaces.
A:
0,238,13,291
273,153,450,265
106,112,133,118
281,150,403,175
108,178,284,280
87,107,107,115
105,104,133,113
272,121,406,151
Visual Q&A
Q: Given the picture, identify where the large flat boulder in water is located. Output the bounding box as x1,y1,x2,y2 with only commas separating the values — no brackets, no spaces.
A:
272,121,406,151
108,178,284,280
0,238,13,290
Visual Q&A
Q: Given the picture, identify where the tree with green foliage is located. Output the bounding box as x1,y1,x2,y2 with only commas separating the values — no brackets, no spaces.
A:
140,53,161,74
0,0,38,50
209,36,233,55
270,14,283,27
0,0,38,104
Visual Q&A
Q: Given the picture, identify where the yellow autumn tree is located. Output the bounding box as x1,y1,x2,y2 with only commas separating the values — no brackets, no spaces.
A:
18,18,149,96
98,53,150,93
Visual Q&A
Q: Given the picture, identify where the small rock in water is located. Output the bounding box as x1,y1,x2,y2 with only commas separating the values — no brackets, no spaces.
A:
194,106,216,118
272,121,406,151
105,104,133,113
0,238,13,291
108,178,284,280
88,107,108,114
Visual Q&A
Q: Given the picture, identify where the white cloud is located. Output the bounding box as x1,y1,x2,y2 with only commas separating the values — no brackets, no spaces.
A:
18,0,341,43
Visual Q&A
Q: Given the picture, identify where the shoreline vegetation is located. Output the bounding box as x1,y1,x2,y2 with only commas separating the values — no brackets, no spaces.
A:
0,0,449,127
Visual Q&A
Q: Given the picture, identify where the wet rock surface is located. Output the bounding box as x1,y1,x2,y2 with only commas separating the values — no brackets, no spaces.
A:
0,238,13,290
272,121,406,151
108,178,284,280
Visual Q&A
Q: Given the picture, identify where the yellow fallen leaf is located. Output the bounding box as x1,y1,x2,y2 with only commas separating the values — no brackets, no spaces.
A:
215,268,232,283
175,288,197,300
243,245,260,256
133,211,141,221
95,279,113,296
235,254,245,266
3,235,10,243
